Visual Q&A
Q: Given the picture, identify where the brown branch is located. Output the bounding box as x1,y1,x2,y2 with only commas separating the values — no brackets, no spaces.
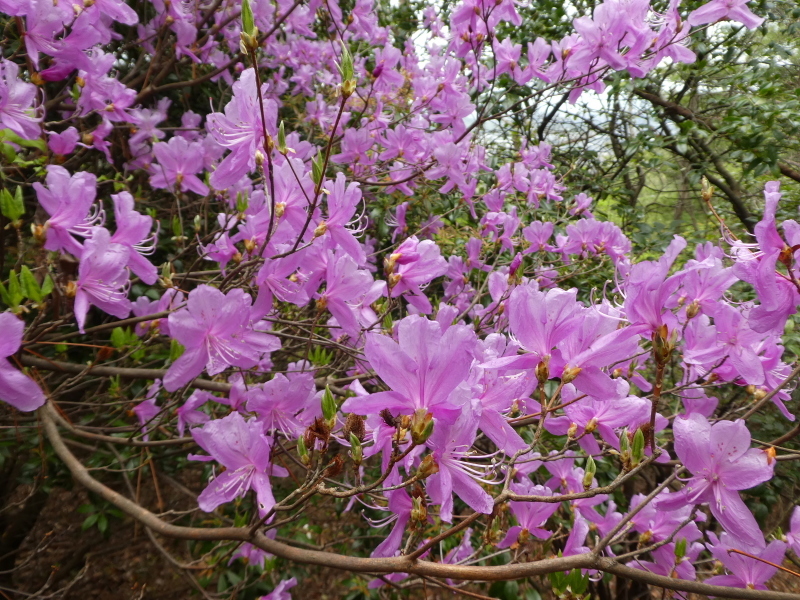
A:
20,354,231,393
38,402,800,599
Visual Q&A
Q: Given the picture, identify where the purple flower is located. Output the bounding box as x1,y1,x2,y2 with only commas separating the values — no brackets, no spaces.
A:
705,532,786,589
385,236,449,313
110,192,158,285
0,55,41,140
657,414,773,548
369,488,413,558
245,372,319,439
498,480,558,547
47,127,80,155
260,577,298,600
151,136,210,196
633,542,704,581
207,68,277,190
340,315,477,419
190,412,284,516
73,228,132,333
33,166,102,257
132,381,161,441
163,285,280,391
316,252,374,339
177,390,213,437
316,173,366,263
427,406,495,522
688,0,764,29
0,312,46,412
786,506,800,556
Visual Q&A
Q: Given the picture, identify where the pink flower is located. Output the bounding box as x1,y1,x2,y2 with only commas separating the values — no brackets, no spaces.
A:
190,412,285,517
163,285,280,391
0,312,46,412
657,414,773,548
73,228,132,333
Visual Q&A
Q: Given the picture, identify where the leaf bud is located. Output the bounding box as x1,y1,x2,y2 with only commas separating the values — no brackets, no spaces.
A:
417,454,439,479
341,78,357,98
582,455,596,491
255,149,265,165
675,538,687,559
701,176,714,203
631,428,645,467
311,151,324,185
349,432,363,466
277,121,287,154
240,0,258,45
619,427,630,465
321,385,337,428
296,435,310,465
410,409,434,445
337,41,354,84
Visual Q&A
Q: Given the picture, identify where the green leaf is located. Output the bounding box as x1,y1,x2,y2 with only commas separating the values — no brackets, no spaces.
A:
0,186,24,221
82,513,98,530
170,339,185,362
41,274,54,297
19,266,43,303
97,513,109,534
110,327,127,349
5,271,23,308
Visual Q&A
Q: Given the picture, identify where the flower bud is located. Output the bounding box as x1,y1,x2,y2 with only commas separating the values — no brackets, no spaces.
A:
417,454,439,479
582,455,596,491
411,496,427,524
410,409,434,445
685,300,700,320
535,358,550,384
567,422,578,439
313,221,328,238
561,365,582,384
